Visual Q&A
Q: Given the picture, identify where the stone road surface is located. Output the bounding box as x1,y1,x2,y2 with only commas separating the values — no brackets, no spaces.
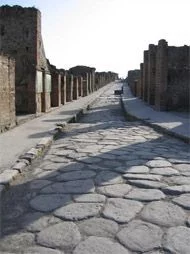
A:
1,83,190,254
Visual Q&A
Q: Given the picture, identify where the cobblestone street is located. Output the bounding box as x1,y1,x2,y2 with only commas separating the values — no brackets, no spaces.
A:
1,83,190,254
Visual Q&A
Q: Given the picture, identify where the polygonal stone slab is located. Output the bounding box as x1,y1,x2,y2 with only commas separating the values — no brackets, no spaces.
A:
117,220,163,252
127,179,167,189
123,173,162,181
73,236,130,254
163,185,190,195
41,179,95,194
78,218,119,237
173,193,190,209
146,160,172,168
163,226,190,254
150,167,179,176
54,203,103,220
140,201,187,227
124,165,150,174
166,176,190,185
95,171,123,186
102,198,143,223
97,183,132,198
58,162,85,172
174,164,190,172
29,194,71,212
56,170,96,181
29,180,52,190
125,188,165,201
37,222,81,251
24,246,64,254
73,194,106,203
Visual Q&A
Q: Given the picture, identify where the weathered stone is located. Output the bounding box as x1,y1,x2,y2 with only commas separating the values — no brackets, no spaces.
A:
29,180,52,189
56,170,96,181
127,179,167,189
37,222,81,251
163,226,190,254
173,194,190,209
54,203,103,220
125,159,146,166
41,179,95,194
24,246,64,254
174,164,190,172
166,176,190,185
58,162,85,172
73,236,129,254
36,170,59,179
150,167,179,175
73,194,106,203
123,173,162,181
169,158,190,164
141,201,187,227
0,169,18,185
95,171,123,186
97,184,132,197
0,232,35,252
117,220,163,252
146,160,172,168
102,198,143,223
103,160,123,168
125,188,165,201
78,218,119,237
124,165,150,174
29,194,71,212
163,185,190,195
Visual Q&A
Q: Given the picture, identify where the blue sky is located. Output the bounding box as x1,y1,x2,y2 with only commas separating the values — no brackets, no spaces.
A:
1,0,190,77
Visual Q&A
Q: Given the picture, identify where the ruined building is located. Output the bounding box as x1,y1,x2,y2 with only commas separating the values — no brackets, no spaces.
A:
128,39,190,111
0,5,51,114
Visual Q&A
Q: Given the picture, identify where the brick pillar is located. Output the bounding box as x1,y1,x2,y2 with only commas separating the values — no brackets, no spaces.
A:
61,74,66,105
41,72,51,112
155,39,168,111
51,72,61,107
140,63,144,99
78,76,83,97
148,44,157,105
91,70,95,92
73,76,79,100
66,74,73,102
88,72,92,94
143,50,148,102
83,73,88,96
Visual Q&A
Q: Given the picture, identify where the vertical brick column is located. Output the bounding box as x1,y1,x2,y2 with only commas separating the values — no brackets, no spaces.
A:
66,74,73,102
88,72,92,94
73,76,79,100
91,70,95,92
83,73,88,96
61,74,66,105
140,63,144,99
78,76,83,97
41,71,51,112
155,39,168,111
148,44,157,105
143,50,148,102
51,72,61,107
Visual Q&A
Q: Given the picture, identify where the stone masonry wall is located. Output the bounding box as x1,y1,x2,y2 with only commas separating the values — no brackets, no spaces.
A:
0,55,15,132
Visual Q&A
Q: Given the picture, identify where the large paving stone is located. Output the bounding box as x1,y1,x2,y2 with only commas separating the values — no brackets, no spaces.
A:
125,159,146,167
73,194,106,203
78,218,119,237
54,203,103,220
117,220,163,252
123,165,150,174
97,184,132,197
56,170,96,181
173,193,190,209
103,160,123,168
73,236,129,254
58,162,85,172
24,246,64,254
123,173,162,181
0,232,35,252
174,164,190,172
127,179,167,189
150,167,179,176
163,226,190,254
163,185,190,195
37,222,81,251
29,194,71,212
125,188,165,201
102,198,143,223
29,180,52,190
140,201,187,227
166,176,190,185
95,171,123,186
146,160,172,168
41,179,95,194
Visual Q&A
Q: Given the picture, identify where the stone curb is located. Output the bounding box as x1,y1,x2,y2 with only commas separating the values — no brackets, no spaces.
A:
120,96,190,144
0,84,111,194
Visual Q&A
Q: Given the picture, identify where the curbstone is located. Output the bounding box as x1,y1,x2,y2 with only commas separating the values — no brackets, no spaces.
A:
0,169,19,185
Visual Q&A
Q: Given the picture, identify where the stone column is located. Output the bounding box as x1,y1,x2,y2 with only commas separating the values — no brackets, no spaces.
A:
143,50,148,102
148,44,157,105
66,74,73,102
73,76,79,100
41,71,51,112
78,76,83,97
91,70,95,92
83,73,88,96
140,63,144,99
155,39,168,111
88,72,92,94
61,74,66,105
51,72,61,107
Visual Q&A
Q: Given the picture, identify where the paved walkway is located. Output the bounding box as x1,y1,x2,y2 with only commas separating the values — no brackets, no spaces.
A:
0,84,113,173
1,82,190,253
121,84,190,143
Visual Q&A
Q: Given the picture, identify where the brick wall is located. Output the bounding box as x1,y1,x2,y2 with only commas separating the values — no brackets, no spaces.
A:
0,55,15,132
